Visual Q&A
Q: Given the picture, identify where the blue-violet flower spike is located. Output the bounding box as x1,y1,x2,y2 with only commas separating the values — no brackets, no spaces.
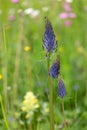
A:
49,58,60,78
43,17,58,53
58,78,66,98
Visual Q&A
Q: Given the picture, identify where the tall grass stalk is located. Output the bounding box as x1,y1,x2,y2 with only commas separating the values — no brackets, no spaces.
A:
0,94,9,130
47,54,54,130
12,13,24,104
2,25,8,110
62,99,66,130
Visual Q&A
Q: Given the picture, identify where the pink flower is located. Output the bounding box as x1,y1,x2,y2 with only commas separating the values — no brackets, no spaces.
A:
64,20,72,27
68,12,76,18
63,2,72,12
8,15,15,21
59,12,68,19
11,0,19,3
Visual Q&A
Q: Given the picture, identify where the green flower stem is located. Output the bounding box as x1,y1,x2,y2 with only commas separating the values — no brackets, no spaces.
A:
47,54,54,130
0,94,9,130
62,99,66,130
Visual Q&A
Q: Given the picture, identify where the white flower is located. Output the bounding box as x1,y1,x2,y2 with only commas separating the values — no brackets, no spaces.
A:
24,8,40,18
30,10,40,18
24,8,34,15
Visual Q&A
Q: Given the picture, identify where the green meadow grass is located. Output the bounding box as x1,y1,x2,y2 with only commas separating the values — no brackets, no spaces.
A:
0,0,87,130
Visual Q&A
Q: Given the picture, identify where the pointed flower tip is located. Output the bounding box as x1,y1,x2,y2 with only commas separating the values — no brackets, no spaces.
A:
58,78,66,98
42,17,58,53
49,58,60,78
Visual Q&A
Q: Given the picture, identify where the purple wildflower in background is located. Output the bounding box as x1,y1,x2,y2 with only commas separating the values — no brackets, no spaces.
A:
49,58,60,78
42,17,57,53
58,78,66,98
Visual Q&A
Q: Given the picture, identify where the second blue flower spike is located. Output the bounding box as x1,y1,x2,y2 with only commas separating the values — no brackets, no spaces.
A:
49,58,60,78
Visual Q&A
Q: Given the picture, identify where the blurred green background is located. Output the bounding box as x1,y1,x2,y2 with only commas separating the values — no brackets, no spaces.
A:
0,0,87,130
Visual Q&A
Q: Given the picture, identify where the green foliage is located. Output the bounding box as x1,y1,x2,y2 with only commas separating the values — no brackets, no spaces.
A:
0,0,87,129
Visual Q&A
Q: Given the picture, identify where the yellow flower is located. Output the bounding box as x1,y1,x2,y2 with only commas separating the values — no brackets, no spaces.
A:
0,74,3,80
59,47,63,53
24,92,34,99
24,46,31,52
21,91,39,113
77,46,84,54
